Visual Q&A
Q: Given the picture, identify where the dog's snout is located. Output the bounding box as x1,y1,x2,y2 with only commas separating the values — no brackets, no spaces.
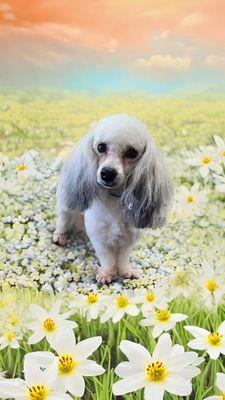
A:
101,167,117,184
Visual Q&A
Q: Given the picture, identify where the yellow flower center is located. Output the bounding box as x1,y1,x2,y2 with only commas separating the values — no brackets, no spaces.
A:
146,361,167,381
16,164,27,171
28,385,49,400
86,293,98,304
205,279,218,292
221,393,225,400
171,271,188,287
58,353,76,375
116,294,129,308
43,318,56,332
208,332,222,347
201,156,212,164
10,313,20,326
186,194,194,203
156,310,170,322
222,150,225,156
146,291,155,302
6,331,14,342
0,300,5,308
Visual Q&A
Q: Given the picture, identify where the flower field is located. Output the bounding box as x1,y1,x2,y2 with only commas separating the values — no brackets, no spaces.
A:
0,92,224,399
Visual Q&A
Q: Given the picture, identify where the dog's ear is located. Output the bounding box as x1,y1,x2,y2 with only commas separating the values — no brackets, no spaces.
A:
57,133,97,212
120,140,173,228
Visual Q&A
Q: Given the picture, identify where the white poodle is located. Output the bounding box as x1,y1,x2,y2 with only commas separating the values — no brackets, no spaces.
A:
53,114,173,284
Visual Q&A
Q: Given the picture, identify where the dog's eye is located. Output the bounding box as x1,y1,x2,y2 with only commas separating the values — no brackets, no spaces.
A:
98,143,107,153
124,147,138,159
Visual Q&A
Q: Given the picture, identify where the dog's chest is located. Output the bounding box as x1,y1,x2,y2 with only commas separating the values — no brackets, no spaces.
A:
85,198,139,247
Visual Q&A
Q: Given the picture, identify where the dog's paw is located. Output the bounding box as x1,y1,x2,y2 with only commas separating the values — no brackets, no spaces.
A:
96,268,117,284
52,232,67,246
120,268,140,280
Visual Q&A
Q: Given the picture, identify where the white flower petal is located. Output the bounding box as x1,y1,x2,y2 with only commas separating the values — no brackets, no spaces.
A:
74,336,102,360
165,375,192,396
77,360,105,376
50,328,76,354
216,373,225,392
112,310,124,323
126,304,139,316
28,330,45,345
152,325,163,338
29,304,47,319
207,347,221,360
144,383,165,400
152,333,172,362
66,373,85,397
115,362,142,378
112,373,146,395
0,379,26,397
25,351,56,369
187,338,207,350
185,325,209,338
50,301,61,318
120,340,150,367
171,313,187,322
24,356,45,386
203,397,221,400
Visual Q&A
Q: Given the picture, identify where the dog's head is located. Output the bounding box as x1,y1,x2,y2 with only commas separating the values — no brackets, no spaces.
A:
92,114,148,190
61,114,173,229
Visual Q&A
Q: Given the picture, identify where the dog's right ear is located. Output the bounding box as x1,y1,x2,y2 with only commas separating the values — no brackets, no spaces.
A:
57,133,97,212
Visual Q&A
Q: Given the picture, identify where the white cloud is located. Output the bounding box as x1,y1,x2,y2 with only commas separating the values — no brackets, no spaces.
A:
137,54,191,71
153,30,170,40
180,13,203,27
3,11,15,20
205,54,225,70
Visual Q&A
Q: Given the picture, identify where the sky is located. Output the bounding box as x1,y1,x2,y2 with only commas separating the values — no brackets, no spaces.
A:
0,0,225,93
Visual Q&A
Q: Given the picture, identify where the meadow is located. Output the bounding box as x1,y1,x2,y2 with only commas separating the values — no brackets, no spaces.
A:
0,91,224,399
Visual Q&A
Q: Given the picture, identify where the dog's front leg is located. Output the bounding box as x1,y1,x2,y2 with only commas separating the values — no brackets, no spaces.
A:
53,210,72,245
117,245,140,279
94,244,118,284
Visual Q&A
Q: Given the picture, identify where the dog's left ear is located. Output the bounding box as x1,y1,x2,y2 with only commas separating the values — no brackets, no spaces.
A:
120,140,173,229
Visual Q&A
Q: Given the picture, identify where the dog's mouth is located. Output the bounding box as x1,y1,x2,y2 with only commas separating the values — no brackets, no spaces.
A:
97,180,118,189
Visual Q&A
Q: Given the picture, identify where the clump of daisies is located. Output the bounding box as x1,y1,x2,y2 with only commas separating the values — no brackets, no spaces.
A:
185,135,225,193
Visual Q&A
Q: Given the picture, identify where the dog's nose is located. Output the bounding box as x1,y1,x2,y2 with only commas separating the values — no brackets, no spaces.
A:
101,167,117,184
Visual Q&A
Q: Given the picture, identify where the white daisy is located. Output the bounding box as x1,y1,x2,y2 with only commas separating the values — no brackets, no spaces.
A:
0,355,70,400
28,328,105,398
186,146,222,178
185,322,225,359
140,308,187,338
11,151,41,183
100,291,140,323
27,300,77,346
168,268,195,300
196,265,225,306
214,135,225,164
134,288,168,316
204,372,225,400
70,292,106,321
177,183,208,216
0,329,21,350
113,333,201,399
213,173,225,193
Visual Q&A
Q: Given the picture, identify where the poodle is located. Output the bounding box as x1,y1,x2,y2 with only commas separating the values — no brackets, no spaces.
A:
53,114,173,284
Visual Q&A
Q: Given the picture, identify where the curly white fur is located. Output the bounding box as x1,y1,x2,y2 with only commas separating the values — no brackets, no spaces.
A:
53,114,173,284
